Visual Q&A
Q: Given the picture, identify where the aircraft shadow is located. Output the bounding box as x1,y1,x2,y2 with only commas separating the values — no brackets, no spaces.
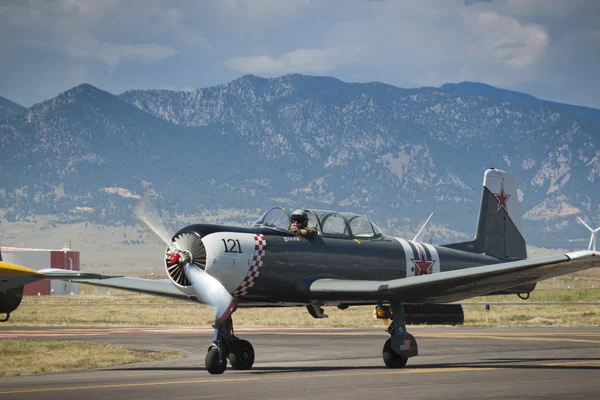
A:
109,365,383,373
111,357,600,374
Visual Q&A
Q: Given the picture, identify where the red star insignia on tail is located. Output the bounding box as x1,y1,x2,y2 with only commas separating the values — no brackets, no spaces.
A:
411,250,435,276
493,182,510,212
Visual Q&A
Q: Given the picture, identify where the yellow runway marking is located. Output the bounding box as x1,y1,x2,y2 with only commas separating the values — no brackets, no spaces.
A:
414,333,600,344
0,367,496,395
542,360,600,367
238,331,600,344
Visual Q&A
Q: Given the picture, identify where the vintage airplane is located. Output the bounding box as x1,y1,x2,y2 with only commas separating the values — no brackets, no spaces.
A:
1,168,598,374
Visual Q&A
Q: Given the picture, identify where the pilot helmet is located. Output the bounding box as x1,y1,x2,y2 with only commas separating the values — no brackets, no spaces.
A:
291,209,309,228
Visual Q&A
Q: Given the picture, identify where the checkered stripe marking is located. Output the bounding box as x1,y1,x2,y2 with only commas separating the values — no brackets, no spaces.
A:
233,234,266,297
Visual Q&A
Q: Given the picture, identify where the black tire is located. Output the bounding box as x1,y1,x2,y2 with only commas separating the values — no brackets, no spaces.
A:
228,339,255,370
382,338,408,368
205,347,227,374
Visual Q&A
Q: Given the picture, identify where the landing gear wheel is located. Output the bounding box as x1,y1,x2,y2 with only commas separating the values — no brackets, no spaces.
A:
382,338,408,368
228,339,255,370
205,346,227,374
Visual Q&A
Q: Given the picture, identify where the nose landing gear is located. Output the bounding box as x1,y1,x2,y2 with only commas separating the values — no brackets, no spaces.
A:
204,314,255,374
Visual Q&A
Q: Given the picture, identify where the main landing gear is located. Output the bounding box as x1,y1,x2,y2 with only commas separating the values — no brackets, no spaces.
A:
205,303,417,373
205,315,255,374
381,303,418,368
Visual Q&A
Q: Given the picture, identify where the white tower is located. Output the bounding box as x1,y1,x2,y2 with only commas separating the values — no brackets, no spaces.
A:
577,217,599,251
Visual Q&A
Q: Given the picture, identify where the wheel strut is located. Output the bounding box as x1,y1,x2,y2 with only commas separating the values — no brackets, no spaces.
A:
382,303,418,368
204,313,255,374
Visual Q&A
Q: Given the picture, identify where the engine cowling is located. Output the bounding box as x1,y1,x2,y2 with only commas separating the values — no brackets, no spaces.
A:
0,286,24,322
404,304,464,326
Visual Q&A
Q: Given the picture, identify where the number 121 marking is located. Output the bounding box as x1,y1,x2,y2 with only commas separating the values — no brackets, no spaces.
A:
222,239,243,253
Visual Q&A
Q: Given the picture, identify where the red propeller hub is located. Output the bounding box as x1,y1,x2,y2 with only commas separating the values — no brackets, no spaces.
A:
169,252,181,264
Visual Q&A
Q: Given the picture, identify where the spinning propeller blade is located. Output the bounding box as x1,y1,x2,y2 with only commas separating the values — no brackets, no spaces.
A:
184,264,236,323
132,197,172,246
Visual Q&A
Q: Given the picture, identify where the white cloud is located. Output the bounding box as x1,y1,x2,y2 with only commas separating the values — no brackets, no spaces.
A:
465,11,548,69
25,35,178,70
216,0,312,21
226,46,367,75
142,5,211,49
174,26,211,49
58,0,119,18
503,0,595,18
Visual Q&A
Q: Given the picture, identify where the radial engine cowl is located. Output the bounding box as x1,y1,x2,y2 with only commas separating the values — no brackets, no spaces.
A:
165,232,207,287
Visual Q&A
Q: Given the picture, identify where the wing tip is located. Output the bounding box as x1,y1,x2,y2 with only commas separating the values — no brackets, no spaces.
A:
566,250,597,260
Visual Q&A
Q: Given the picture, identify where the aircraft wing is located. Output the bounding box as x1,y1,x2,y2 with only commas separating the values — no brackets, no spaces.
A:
309,250,599,303
70,277,189,300
0,261,119,290
1,260,189,300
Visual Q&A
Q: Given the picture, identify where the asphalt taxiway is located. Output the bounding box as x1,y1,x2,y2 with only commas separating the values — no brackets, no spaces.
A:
1,326,599,399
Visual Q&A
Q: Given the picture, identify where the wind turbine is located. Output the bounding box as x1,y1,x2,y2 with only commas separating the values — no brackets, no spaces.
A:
576,217,600,251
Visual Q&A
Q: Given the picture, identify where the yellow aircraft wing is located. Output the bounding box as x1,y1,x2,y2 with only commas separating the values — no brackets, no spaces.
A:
0,261,43,276
0,261,44,289
0,261,118,290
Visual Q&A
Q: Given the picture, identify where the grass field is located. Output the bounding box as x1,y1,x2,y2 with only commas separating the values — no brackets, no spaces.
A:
5,288,600,328
0,340,182,377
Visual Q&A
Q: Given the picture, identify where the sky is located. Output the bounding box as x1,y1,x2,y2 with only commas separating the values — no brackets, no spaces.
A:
1,0,599,109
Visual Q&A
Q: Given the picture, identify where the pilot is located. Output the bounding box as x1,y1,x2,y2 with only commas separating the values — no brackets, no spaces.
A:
289,209,318,239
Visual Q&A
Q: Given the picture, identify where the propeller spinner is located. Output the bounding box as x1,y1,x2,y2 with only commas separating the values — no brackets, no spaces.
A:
165,232,206,287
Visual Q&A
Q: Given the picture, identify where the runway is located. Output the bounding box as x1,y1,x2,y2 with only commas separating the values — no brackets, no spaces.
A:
1,326,600,399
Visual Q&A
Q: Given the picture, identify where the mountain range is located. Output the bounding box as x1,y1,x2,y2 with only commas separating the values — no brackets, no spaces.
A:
1,75,598,255
0,96,25,121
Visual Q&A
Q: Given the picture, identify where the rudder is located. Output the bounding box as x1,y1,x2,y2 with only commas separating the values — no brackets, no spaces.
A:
444,168,527,260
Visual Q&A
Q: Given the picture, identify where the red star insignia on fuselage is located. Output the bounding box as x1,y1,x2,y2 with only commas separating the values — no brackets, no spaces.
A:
411,250,435,276
493,182,510,212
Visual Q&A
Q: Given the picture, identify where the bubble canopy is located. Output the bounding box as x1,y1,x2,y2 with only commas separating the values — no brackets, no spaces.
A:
253,207,384,239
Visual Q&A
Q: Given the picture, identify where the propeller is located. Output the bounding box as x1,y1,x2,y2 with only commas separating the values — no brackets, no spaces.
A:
576,217,599,251
184,264,236,323
131,197,173,247
132,197,236,322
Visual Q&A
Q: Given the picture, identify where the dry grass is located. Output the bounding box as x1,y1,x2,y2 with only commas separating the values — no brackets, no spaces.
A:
0,340,182,377
461,288,600,327
463,304,600,327
5,288,600,328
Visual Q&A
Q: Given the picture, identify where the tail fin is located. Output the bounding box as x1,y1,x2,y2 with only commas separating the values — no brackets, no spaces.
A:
444,168,527,260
